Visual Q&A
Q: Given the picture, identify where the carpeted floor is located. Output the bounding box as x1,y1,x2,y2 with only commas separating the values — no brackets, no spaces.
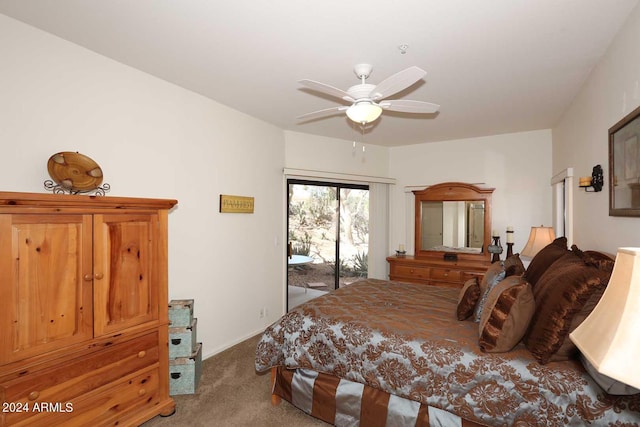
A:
142,333,327,426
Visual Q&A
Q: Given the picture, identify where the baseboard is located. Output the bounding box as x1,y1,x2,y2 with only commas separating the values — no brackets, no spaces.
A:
201,327,267,361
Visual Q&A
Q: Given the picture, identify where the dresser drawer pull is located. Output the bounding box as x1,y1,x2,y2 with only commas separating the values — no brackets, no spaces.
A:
171,373,181,379
138,388,146,396
138,350,146,358
28,391,39,401
171,338,182,345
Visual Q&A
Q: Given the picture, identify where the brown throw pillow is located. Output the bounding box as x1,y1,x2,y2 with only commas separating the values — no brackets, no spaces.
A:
504,253,526,277
531,250,582,301
524,258,610,364
523,236,569,287
479,276,535,353
583,250,615,274
457,277,481,321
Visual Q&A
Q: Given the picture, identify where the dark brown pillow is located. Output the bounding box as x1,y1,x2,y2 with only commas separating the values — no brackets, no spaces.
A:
583,250,615,274
523,236,569,287
531,250,582,302
457,277,481,320
524,259,610,364
479,276,535,353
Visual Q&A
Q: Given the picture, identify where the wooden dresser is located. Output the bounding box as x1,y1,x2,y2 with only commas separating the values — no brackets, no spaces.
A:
387,255,488,288
389,182,494,288
0,192,177,426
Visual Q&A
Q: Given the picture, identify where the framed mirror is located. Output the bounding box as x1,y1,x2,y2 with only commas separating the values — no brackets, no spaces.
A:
609,105,640,216
414,182,494,261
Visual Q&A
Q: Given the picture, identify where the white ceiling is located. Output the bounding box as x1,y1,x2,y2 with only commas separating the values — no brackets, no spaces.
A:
0,0,638,147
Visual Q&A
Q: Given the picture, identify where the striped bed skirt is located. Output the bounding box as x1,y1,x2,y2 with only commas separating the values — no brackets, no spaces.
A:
272,367,485,427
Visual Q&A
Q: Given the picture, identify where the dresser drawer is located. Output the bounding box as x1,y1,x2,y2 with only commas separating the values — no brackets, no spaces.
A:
392,265,430,280
1,332,159,426
429,267,461,282
461,271,485,283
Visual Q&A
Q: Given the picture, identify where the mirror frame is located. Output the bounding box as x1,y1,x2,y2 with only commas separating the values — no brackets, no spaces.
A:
413,182,494,262
609,105,640,217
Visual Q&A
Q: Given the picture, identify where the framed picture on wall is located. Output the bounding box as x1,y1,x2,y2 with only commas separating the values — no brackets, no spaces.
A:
609,105,640,216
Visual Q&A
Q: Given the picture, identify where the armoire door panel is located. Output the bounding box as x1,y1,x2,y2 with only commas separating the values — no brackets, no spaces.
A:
93,214,159,336
0,214,93,364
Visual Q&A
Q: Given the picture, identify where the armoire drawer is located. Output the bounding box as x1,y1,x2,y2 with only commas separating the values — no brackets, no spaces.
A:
7,367,161,427
1,332,159,426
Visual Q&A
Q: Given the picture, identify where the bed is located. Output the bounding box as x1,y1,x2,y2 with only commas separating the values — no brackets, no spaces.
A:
255,275,640,426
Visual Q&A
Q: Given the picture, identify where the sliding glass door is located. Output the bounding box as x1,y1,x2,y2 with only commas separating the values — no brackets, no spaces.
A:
287,179,369,311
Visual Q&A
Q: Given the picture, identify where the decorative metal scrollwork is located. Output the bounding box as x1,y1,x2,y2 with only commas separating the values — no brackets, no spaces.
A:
44,180,111,196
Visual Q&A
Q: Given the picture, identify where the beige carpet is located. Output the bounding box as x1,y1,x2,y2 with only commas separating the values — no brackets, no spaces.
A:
142,333,327,426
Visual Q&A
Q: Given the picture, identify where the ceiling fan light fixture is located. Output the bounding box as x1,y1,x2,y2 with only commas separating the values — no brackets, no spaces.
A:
346,102,382,124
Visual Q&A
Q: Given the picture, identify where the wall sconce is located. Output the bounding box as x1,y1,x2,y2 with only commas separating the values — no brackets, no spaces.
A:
579,164,603,192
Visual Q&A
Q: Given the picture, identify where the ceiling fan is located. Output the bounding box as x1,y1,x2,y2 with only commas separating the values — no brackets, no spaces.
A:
297,64,440,125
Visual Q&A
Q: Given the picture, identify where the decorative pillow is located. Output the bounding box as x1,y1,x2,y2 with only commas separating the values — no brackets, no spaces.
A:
523,236,569,287
479,260,506,294
582,250,615,274
474,262,507,322
531,250,582,301
479,276,535,353
457,277,481,321
524,258,610,364
504,253,526,278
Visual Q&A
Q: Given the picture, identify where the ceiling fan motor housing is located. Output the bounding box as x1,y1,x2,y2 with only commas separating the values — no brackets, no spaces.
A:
347,84,375,100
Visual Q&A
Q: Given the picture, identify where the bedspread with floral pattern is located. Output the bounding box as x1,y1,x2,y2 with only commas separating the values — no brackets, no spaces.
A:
255,279,640,426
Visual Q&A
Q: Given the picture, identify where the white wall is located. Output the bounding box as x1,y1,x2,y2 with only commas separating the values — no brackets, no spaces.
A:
388,130,553,259
553,4,640,254
0,15,285,359
284,130,389,177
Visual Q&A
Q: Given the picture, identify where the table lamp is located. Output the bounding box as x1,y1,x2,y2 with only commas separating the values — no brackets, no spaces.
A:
520,226,555,258
570,247,640,394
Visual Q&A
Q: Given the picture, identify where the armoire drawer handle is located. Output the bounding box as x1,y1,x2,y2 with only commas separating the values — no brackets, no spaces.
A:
28,391,39,401
138,350,146,358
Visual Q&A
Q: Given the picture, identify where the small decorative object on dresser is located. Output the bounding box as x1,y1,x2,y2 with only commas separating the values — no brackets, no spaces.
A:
0,191,177,425
387,182,494,287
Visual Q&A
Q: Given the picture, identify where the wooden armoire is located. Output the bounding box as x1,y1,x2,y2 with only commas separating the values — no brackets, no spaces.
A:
0,192,177,426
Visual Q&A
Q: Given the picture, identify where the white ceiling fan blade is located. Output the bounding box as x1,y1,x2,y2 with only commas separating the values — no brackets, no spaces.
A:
298,79,355,102
379,99,440,114
296,106,348,121
370,66,427,100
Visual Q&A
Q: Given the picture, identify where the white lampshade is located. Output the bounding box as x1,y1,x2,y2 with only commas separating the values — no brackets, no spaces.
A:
346,102,382,124
520,226,555,258
570,247,640,390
